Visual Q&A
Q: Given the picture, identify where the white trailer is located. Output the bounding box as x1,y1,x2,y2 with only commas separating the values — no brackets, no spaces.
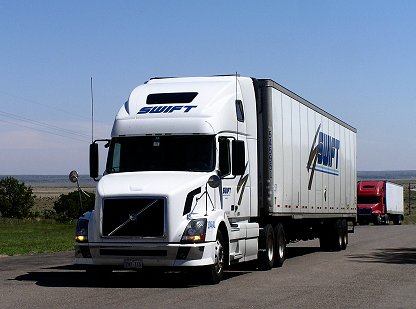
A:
74,76,357,284
385,182,404,216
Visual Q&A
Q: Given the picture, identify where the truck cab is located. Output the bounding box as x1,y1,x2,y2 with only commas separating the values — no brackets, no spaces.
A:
357,181,385,224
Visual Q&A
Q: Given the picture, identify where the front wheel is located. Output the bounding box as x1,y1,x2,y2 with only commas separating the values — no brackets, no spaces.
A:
204,230,225,284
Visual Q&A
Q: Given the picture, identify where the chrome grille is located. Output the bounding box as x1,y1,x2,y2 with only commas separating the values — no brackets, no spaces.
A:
102,197,165,237
358,208,372,215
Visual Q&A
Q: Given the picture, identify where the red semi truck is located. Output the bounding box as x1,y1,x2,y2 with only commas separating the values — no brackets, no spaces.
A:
357,181,404,225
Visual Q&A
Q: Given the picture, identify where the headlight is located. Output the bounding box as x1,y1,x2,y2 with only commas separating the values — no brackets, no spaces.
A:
75,218,89,242
181,218,207,243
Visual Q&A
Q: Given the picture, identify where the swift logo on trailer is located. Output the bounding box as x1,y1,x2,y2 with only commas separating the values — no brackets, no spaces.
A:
307,124,340,190
137,105,197,114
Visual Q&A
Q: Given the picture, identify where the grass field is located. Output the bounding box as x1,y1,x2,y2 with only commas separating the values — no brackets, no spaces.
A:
404,214,416,224
0,218,75,256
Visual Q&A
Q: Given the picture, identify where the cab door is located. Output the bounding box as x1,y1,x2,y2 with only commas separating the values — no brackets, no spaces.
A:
218,137,249,219
218,137,235,216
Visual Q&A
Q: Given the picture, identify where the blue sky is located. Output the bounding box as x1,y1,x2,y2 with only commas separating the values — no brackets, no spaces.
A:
1,1,415,174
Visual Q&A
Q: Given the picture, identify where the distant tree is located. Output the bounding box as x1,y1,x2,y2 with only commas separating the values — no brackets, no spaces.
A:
0,177,35,218
54,190,95,222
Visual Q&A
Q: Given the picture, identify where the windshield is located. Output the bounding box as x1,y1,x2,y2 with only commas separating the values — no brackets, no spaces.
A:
357,196,380,204
106,135,215,173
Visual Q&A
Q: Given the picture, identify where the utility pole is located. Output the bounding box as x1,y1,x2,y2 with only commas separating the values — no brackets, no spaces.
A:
409,183,412,215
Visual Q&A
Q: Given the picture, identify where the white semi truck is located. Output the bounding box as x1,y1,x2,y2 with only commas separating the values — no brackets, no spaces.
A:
74,76,357,284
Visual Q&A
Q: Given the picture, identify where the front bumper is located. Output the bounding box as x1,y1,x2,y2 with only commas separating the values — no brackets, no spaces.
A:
75,241,216,267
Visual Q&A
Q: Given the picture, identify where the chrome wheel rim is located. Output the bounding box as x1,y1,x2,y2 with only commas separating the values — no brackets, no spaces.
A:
267,235,274,261
214,239,224,275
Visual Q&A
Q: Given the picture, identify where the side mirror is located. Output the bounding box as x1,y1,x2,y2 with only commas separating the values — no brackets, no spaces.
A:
89,143,99,179
208,175,221,188
232,140,245,175
69,170,79,183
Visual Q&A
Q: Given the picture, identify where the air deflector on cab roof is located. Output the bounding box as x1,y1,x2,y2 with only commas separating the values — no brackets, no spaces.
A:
146,92,198,105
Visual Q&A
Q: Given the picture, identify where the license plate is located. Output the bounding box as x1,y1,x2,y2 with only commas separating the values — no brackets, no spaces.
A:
123,258,143,269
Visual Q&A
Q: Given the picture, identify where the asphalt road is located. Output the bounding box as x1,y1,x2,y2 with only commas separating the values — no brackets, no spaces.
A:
1,225,416,309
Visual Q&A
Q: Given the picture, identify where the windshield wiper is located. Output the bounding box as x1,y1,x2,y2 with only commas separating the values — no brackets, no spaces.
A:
108,200,158,236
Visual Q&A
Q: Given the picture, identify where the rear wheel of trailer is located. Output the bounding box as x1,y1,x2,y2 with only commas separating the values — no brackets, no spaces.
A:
393,215,403,225
319,219,343,252
341,219,348,250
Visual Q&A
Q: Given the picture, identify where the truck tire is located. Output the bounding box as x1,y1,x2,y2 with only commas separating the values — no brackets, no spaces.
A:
273,223,286,267
320,220,342,251
341,219,348,250
204,230,225,284
319,223,330,251
394,215,403,225
333,219,343,251
258,224,275,270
